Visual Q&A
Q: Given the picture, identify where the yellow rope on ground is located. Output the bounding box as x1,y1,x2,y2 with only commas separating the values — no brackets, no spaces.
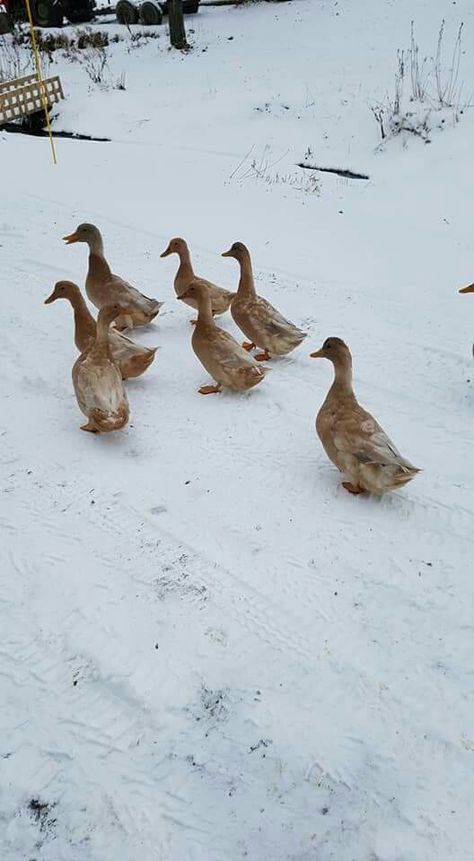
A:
24,0,57,165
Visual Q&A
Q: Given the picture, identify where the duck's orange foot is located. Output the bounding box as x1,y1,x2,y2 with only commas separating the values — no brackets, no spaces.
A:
242,341,255,352
198,384,221,395
80,422,99,433
342,481,364,495
254,350,271,361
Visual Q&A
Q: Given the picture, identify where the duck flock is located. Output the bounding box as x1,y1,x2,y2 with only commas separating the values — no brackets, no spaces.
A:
45,220,437,496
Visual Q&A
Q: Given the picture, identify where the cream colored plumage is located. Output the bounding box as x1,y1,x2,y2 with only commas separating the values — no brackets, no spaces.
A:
45,281,157,379
311,337,419,495
179,279,267,394
222,242,306,360
63,223,162,330
160,237,234,317
72,304,129,433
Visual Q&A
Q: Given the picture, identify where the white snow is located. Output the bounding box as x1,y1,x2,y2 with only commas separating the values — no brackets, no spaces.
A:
1,1,474,858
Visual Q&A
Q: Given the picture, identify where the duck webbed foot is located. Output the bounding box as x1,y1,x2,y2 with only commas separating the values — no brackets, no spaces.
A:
342,482,364,495
198,384,221,395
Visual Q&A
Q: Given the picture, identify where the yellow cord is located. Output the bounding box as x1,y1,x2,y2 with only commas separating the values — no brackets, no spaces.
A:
24,0,57,165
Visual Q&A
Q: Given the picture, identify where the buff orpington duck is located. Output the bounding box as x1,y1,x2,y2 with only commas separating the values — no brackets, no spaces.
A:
222,242,306,360
63,223,163,330
310,337,419,495
45,281,157,379
179,279,267,394
160,237,234,320
458,282,474,357
72,303,129,433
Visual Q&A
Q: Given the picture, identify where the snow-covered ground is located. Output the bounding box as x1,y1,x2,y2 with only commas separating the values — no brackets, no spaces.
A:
1,1,474,858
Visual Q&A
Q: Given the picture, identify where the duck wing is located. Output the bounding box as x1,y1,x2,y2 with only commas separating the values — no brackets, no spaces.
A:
253,296,306,337
197,328,261,370
332,405,416,469
109,328,157,359
217,330,263,369
107,274,160,309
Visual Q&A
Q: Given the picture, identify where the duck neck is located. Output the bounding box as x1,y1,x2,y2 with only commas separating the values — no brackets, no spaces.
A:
93,312,113,357
88,230,105,256
236,250,256,298
68,290,96,351
328,357,354,399
87,233,111,282
195,292,215,327
176,246,195,291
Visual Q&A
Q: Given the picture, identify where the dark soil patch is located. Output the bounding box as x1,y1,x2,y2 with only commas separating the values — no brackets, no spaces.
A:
2,123,110,142
28,798,57,833
297,162,370,180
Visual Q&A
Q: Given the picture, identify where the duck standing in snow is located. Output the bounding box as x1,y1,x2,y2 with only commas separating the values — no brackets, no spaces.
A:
63,223,163,331
45,281,157,380
179,279,267,394
72,303,130,433
160,237,234,320
310,337,419,495
222,242,306,361
458,282,474,357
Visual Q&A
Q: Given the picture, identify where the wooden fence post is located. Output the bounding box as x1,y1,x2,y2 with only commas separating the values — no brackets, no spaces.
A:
168,0,188,50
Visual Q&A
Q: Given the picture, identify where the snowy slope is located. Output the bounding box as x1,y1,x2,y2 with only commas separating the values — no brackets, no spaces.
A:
1,1,474,859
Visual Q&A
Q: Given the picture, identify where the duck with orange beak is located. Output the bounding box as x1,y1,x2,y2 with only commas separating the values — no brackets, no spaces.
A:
72,303,130,433
44,280,157,380
178,279,267,394
310,337,419,495
63,222,163,331
160,237,234,321
222,242,306,361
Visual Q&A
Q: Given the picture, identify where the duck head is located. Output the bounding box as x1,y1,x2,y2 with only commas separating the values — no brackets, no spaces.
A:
160,237,188,258
178,279,209,303
44,280,80,304
310,337,352,363
63,223,101,247
221,242,249,261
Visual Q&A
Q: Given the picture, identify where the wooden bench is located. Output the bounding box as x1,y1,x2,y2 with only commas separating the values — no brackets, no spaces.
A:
0,73,64,127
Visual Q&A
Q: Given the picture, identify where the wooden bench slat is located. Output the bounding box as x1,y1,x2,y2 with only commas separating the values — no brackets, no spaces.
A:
0,74,64,124
0,73,42,93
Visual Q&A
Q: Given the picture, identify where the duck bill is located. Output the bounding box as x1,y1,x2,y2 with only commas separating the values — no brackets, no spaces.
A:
160,245,172,258
459,284,474,294
221,248,233,258
310,349,325,358
44,290,57,304
63,232,79,244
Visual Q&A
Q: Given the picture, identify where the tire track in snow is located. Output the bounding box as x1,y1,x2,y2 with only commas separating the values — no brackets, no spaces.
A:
2,434,359,688
0,517,229,854
19,441,469,743
0,437,317,670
